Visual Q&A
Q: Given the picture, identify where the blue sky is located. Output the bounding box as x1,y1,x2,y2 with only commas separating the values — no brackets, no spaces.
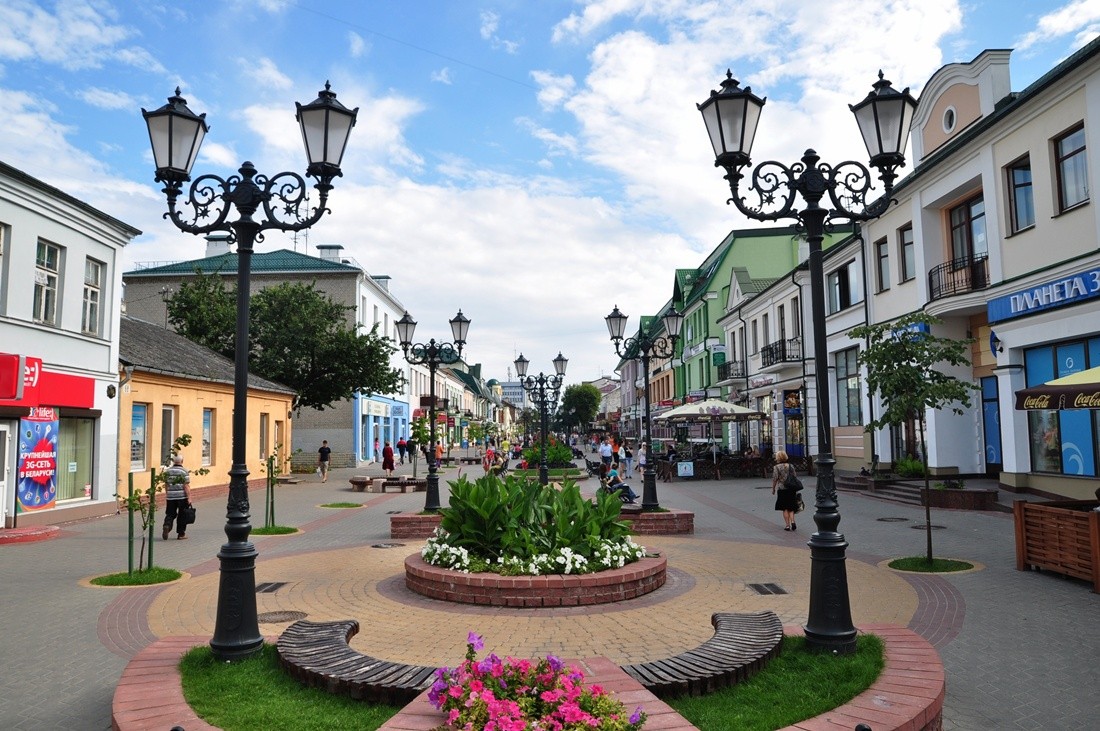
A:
2,0,1098,384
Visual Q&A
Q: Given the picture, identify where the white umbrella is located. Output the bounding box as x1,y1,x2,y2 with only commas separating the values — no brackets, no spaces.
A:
655,399,764,422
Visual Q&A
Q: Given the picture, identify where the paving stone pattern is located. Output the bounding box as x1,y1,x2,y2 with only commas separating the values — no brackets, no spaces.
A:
0,460,1095,730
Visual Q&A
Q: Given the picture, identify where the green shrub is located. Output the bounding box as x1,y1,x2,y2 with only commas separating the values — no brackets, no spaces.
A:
424,473,643,575
522,442,575,468
894,456,926,478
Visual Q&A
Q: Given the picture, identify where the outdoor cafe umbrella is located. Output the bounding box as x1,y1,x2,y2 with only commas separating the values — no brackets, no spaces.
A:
1014,366,1100,411
655,399,765,422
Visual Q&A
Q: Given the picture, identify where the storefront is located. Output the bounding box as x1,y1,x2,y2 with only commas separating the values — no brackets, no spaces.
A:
0,354,110,528
990,263,1100,498
358,395,409,462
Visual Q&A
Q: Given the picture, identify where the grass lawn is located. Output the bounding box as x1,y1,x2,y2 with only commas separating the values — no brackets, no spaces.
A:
251,525,298,536
90,567,181,586
889,556,974,572
668,635,884,730
180,635,884,731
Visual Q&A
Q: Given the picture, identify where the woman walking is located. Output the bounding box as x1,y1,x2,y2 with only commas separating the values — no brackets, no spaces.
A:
771,450,800,531
623,442,635,477
382,440,396,478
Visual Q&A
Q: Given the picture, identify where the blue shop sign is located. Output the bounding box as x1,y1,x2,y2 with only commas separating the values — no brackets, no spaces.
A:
988,266,1100,323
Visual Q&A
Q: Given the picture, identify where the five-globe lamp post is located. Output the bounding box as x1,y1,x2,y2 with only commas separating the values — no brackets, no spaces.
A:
697,69,917,653
395,310,471,512
605,305,684,510
514,352,568,486
142,83,357,662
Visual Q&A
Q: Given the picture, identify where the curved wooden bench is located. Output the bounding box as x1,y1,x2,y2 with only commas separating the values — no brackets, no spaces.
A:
276,619,437,705
621,610,783,698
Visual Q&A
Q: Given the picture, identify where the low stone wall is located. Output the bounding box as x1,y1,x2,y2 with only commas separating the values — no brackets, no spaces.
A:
390,512,442,540
404,554,667,607
621,508,694,534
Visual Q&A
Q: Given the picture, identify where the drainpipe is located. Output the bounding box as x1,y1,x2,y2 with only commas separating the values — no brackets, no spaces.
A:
116,364,135,503
856,229,878,471
790,267,810,467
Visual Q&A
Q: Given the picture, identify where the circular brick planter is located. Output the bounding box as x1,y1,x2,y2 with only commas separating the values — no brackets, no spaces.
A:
405,553,667,607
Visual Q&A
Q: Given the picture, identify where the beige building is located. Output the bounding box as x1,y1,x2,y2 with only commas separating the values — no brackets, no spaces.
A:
118,316,295,498
860,41,1100,499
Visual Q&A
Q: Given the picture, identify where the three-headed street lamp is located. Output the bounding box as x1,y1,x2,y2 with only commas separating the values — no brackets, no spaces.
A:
697,69,917,653
605,305,684,510
396,310,471,511
514,352,568,486
142,83,357,662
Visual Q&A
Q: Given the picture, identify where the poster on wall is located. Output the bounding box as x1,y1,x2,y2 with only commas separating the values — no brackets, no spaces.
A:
18,407,59,512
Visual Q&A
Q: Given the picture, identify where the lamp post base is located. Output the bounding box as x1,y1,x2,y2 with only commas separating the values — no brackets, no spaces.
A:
209,531,263,661
641,467,659,510
424,465,442,512
803,451,856,654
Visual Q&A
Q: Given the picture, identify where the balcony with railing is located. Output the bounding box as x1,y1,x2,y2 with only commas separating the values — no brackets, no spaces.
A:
717,360,747,382
761,337,802,368
928,254,989,301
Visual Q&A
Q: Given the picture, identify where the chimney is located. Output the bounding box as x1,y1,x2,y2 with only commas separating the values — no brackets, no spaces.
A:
205,233,233,257
371,275,391,291
316,244,344,261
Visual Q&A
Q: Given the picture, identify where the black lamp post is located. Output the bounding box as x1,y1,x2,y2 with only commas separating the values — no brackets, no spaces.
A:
396,310,470,511
698,69,916,652
142,83,357,662
605,305,684,510
514,353,567,486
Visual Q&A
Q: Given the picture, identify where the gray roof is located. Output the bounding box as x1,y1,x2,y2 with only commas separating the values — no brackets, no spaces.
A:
119,316,295,395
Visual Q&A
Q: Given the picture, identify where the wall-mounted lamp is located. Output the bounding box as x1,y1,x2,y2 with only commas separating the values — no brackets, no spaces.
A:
990,331,1004,355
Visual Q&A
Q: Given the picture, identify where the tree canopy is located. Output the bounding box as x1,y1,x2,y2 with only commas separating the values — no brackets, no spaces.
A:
558,383,602,432
167,271,403,411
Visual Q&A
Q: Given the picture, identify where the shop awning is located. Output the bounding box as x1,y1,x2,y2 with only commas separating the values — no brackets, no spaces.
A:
1014,366,1100,410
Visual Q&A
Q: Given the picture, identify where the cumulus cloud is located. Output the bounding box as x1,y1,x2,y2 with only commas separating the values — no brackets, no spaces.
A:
431,67,453,84
349,31,367,58
79,87,136,110
532,70,576,110
1016,0,1100,51
245,57,293,91
479,8,520,53
0,0,136,70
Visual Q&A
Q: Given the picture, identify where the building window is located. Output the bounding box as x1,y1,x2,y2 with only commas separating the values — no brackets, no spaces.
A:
949,195,987,261
777,304,786,341
202,409,214,466
1006,156,1035,232
827,260,863,314
57,417,95,501
82,258,103,336
1025,340,1100,476
899,225,915,282
259,412,269,459
790,297,800,338
131,404,148,471
160,405,177,466
835,347,862,427
762,313,770,344
751,320,759,353
874,238,889,292
1055,124,1088,212
34,241,61,325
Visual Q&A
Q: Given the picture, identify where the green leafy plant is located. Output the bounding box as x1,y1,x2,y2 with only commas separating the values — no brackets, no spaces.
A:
893,456,927,478
424,474,642,575
522,438,575,469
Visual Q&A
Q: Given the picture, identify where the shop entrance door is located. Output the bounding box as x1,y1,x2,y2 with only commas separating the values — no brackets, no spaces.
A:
0,425,11,528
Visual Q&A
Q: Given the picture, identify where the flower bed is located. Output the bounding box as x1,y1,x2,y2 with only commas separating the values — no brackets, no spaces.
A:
429,633,646,731
405,553,667,607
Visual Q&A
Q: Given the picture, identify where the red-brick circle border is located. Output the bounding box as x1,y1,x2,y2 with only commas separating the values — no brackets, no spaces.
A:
404,553,667,607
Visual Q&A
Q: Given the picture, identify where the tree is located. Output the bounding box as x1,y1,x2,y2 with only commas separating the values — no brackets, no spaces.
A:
168,275,403,411
558,383,601,434
848,312,978,564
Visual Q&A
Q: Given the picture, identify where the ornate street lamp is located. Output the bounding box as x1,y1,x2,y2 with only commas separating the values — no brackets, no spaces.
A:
698,69,916,653
396,309,470,511
514,352,567,486
142,83,357,662
605,305,684,509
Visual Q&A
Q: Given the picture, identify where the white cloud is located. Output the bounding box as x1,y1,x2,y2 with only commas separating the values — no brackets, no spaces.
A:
517,117,579,156
480,10,499,39
0,0,136,70
531,70,576,110
431,67,453,84
245,57,293,91
349,31,367,58
1016,0,1100,51
79,87,136,110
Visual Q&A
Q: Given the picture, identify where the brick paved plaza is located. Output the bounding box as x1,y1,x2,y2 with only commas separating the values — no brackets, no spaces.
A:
0,462,1096,730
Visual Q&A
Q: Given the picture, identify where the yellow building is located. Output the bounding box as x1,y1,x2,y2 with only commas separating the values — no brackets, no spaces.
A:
118,316,295,498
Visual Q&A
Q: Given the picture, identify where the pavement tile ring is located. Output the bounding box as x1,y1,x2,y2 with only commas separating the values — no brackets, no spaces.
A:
144,536,918,667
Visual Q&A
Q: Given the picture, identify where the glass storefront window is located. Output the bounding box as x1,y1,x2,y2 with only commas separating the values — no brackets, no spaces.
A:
1027,411,1062,473
131,404,147,471
57,417,94,501
1025,340,1099,475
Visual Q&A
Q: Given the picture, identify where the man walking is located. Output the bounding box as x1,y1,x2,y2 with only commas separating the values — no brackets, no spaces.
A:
162,453,192,540
599,437,613,466
318,440,331,483
397,436,408,464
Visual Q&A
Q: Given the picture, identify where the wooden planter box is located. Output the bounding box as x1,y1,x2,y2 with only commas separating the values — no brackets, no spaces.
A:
1014,499,1100,592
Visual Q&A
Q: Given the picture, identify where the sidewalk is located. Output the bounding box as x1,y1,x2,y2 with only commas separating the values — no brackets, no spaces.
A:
0,462,1096,730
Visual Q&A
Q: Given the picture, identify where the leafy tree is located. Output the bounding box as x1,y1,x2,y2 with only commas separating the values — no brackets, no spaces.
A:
168,276,403,411
848,312,978,565
558,383,601,433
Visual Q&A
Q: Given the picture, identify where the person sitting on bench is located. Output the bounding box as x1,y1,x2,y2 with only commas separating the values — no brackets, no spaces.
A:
604,463,638,503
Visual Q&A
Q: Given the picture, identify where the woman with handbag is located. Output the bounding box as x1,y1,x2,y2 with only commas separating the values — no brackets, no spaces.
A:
771,450,801,532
